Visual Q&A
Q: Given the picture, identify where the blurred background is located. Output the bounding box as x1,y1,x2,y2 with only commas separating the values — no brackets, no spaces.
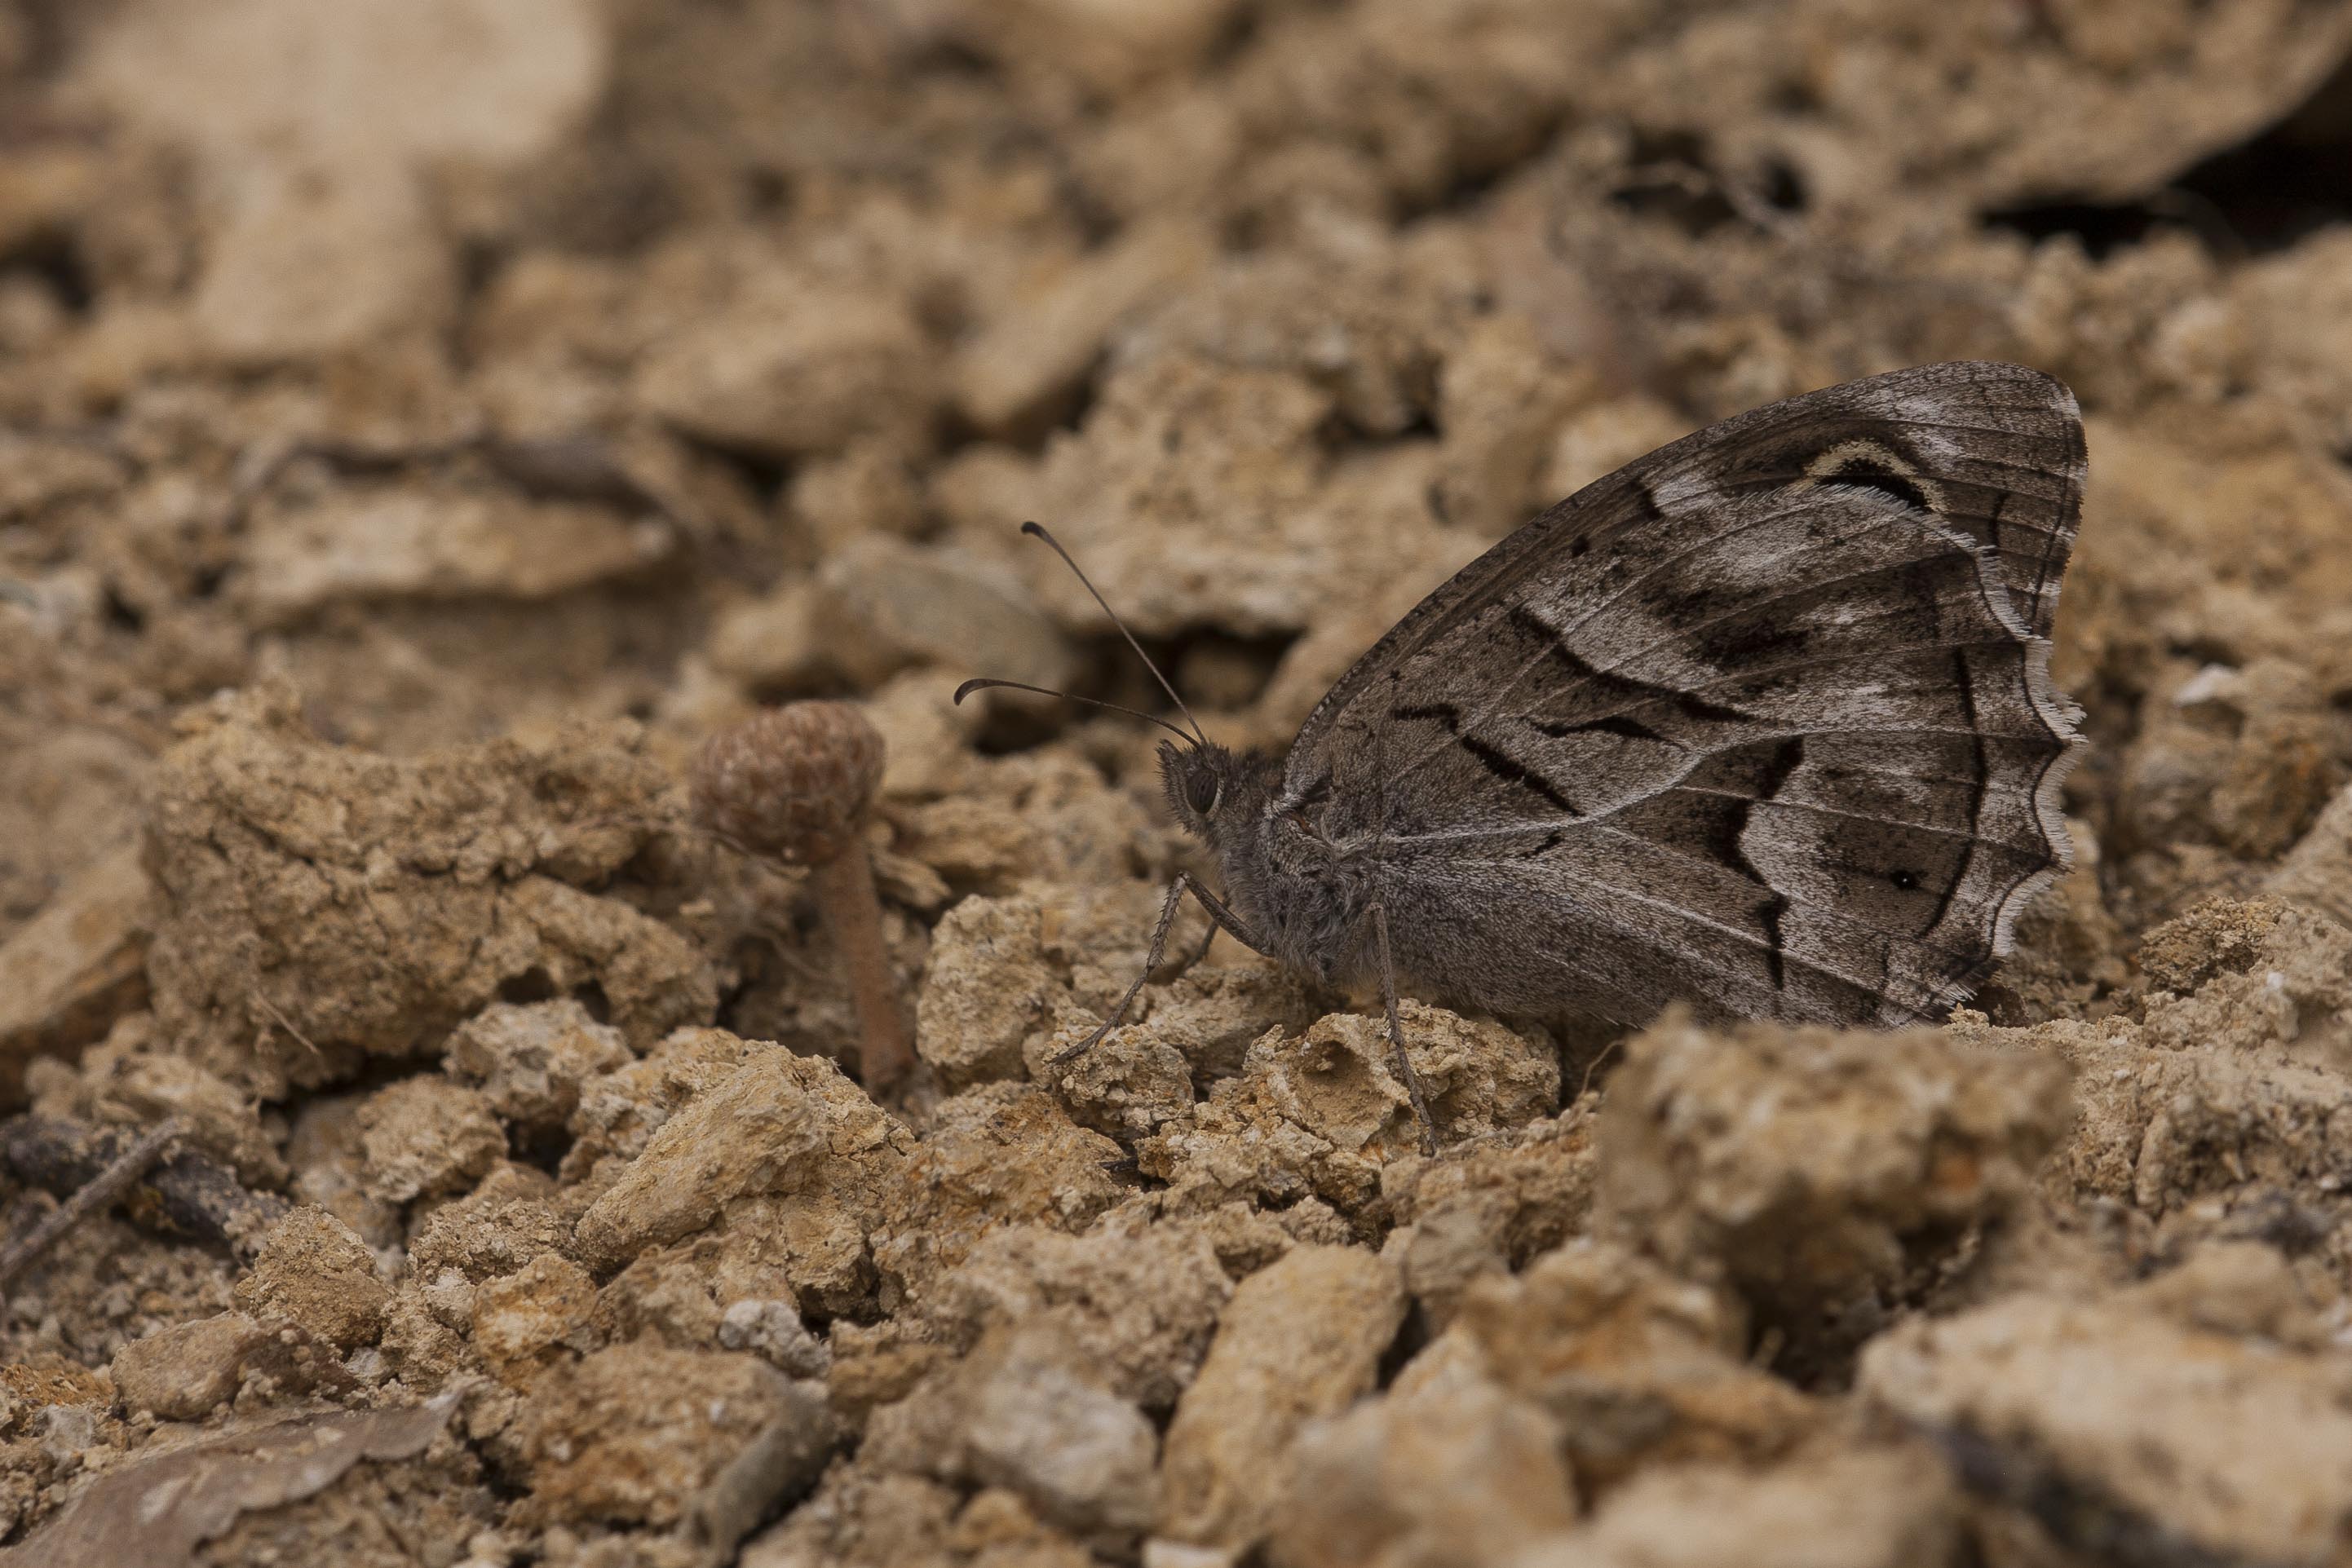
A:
7,5,2352,1563
7,0,2352,943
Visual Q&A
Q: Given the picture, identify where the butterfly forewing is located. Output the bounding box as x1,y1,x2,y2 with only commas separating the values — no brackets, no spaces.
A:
1288,361,2086,1028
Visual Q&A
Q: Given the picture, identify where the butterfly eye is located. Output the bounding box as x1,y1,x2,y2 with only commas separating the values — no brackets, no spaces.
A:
1185,772,1220,814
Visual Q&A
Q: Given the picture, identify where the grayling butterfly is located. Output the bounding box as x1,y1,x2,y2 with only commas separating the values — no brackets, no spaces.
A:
960,361,2086,1152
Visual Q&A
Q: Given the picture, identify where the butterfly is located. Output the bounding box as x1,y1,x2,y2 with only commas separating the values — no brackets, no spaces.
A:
960,361,2086,1151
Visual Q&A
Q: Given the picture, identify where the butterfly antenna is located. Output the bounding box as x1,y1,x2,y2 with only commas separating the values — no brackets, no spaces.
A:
953,678,1201,747
1019,521,1206,745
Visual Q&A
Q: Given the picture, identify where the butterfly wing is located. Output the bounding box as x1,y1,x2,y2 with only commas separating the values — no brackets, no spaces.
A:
1287,360,2085,1027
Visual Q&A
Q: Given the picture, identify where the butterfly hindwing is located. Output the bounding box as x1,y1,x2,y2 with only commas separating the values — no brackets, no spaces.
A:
1286,361,2085,1027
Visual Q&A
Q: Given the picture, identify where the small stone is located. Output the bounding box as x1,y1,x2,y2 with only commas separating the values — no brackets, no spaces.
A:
0,841,150,1100
1455,1239,1818,1492
444,998,631,1131
237,484,670,624
1386,1111,1600,1329
1141,1002,1558,1223
405,1164,571,1283
1030,1012,1197,1142
1427,314,1582,539
2268,781,2352,929
109,1312,271,1420
1274,1332,1576,1568
471,1252,598,1385
869,1084,1125,1305
917,895,1057,1090
865,670,986,803
78,0,607,363
939,0,1249,96
1863,1292,2352,1565
573,1045,906,1271
817,536,1076,692
191,164,455,364
636,280,935,458
964,1332,1160,1535
1514,1449,1958,1568
708,578,831,692
355,1077,506,1205
719,1298,833,1380
921,1217,1232,1414
94,1045,286,1186
1158,1244,1406,1552
790,440,925,554
285,1093,403,1248
515,1343,801,1526
1596,1009,2072,1371
233,1205,390,1351
563,1024,764,1177
954,218,1217,437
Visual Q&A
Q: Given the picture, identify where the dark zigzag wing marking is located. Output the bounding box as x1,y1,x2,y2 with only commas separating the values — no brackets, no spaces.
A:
1378,740,2058,1021
1385,483,2026,788
1511,640,2060,743
1722,736,1802,990
1391,702,1581,817
1413,816,1957,1021
1364,588,2067,997
1281,362,2083,1028
1292,364,2080,765
1505,546,2016,739
1505,606,1753,735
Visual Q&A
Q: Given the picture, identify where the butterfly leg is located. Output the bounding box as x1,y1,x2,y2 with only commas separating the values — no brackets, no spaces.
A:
1369,901,1438,1155
1052,872,1261,1066
1173,917,1219,975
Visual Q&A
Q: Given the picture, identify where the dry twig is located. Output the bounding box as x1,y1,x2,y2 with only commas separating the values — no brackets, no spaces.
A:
0,1116,185,1290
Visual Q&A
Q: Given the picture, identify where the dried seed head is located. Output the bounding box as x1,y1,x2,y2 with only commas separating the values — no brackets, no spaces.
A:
691,702,885,865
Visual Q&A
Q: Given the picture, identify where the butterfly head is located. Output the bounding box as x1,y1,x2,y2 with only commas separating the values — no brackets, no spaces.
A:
1158,739,1272,846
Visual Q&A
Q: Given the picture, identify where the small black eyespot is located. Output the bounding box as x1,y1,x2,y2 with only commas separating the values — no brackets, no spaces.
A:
1185,772,1219,814
1891,869,1919,890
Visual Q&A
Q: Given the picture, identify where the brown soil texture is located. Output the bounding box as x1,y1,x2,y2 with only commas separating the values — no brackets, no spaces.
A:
7,2,2352,1565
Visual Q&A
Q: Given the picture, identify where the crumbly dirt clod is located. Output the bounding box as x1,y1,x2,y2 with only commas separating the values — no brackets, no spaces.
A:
1157,1243,1406,1553
1596,1011,2076,1376
10,2,2352,1562
1860,1292,2352,1566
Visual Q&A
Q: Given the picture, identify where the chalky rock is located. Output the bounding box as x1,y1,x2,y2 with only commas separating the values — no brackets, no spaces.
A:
572,1045,909,1272
108,1312,275,1420
1143,1002,1558,1222
1272,1332,1576,1568
1157,1243,1406,1552
142,686,712,1080
1453,1240,1819,1494
1597,1010,2072,1367
636,280,935,457
513,1342,809,1526
0,841,150,1102
1861,1293,2352,1566
443,998,631,1132
232,1205,390,1351
917,1216,1233,1414
1510,1449,1959,1568
354,1077,505,1205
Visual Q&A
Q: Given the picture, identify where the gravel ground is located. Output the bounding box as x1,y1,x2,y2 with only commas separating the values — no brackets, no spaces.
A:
5,2,2352,1564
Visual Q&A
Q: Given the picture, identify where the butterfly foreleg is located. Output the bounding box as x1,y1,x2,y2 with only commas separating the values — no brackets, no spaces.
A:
1369,901,1438,1155
1053,872,1261,1066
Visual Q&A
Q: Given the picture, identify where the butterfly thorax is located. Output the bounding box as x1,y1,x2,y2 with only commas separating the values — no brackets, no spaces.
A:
1160,740,1375,984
